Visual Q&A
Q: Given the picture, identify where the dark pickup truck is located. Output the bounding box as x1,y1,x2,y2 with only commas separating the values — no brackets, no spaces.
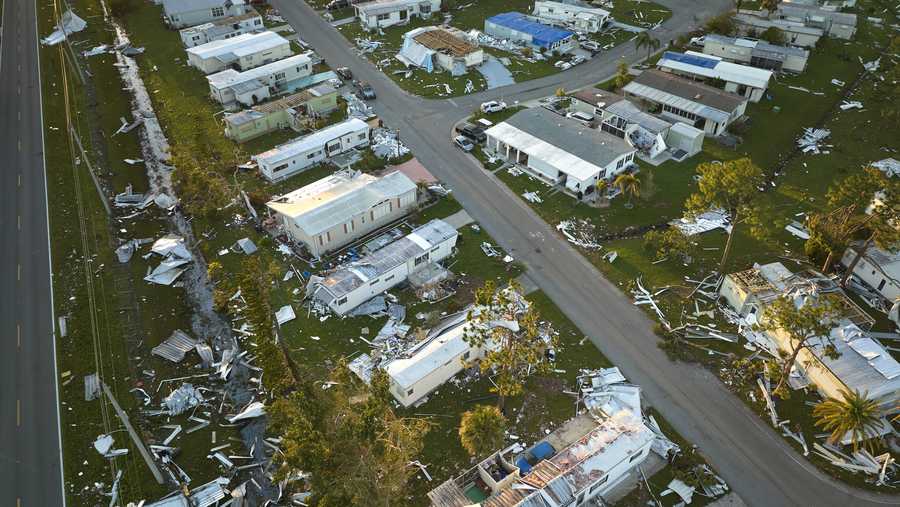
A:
354,80,376,100
455,123,486,144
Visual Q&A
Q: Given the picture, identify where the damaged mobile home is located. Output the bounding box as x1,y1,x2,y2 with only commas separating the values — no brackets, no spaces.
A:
161,0,253,29
252,118,371,181
701,33,810,73
485,12,577,53
398,26,485,76
355,0,442,30
720,262,900,411
223,83,340,142
266,170,418,258
657,51,774,103
178,10,264,48
206,53,313,109
307,219,458,315
532,1,610,33
428,368,660,506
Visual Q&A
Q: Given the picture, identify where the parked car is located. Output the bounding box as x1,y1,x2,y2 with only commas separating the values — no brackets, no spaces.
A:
579,40,601,53
480,100,507,114
554,60,572,70
455,123,486,144
454,135,475,152
354,80,376,100
570,55,587,66
327,0,350,9
336,67,353,81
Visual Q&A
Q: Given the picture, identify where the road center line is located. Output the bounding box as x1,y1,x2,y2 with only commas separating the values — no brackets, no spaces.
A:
17,399,21,427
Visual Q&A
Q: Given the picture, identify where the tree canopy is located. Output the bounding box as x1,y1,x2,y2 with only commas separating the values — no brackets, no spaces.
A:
459,405,507,457
813,389,884,452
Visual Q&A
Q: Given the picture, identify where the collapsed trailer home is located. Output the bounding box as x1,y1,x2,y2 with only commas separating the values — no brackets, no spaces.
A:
841,245,900,305
720,263,900,411
532,1,610,33
307,219,458,315
252,118,371,182
777,4,857,40
484,12,576,53
483,107,636,199
206,53,313,109
178,10,263,48
701,33,810,73
186,31,291,74
623,69,748,137
398,26,484,76
161,0,253,29
657,51,774,103
223,83,340,142
266,170,417,258
428,380,655,506
355,0,442,30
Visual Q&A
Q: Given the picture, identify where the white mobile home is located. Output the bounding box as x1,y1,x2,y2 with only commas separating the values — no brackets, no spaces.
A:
624,69,748,136
733,13,823,48
207,53,312,108
266,170,418,258
253,118,371,182
307,219,459,315
841,245,900,304
162,0,253,29
702,34,809,73
179,11,263,48
532,1,609,33
657,51,773,102
777,4,857,40
187,32,291,74
355,0,441,30
484,107,636,199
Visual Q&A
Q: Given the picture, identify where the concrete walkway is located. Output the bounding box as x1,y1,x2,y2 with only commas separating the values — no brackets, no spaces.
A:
442,209,473,229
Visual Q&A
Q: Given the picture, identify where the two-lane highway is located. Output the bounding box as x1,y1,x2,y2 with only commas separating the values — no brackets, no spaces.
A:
271,1,900,506
0,0,65,505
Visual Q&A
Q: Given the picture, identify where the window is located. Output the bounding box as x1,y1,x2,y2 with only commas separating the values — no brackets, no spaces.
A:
463,351,470,360
629,451,644,462
254,19,262,25
328,143,342,153
318,235,324,246
273,163,289,173
326,231,331,242
357,133,367,141
419,5,430,13
616,158,624,169
377,13,390,21
414,253,430,266
406,388,414,396
369,279,380,286
343,224,348,234
307,152,317,159
337,297,348,305
589,475,608,493
384,274,395,282
211,6,225,17
274,72,286,80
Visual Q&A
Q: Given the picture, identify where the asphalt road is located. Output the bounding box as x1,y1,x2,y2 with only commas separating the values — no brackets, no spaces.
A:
0,0,66,506
271,1,900,506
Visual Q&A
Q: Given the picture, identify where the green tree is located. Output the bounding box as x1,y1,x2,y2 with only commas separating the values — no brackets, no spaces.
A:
759,27,787,45
614,60,631,90
704,12,737,36
459,405,506,457
813,389,884,452
614,172,641,206
644,228,695,262
761,0,779,13
635,31,661,62
685,158,764,273
823,167,899,287
463,280,556,409
270,365,431,506
758,295,841,397
555,87,567,97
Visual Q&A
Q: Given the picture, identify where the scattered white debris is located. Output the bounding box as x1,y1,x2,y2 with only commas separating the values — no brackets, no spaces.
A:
228,401,266,423
276,305,296,326
839,100,863,110
797,128,831,154
41,10,86,46
670,209,731,236
522,191,543,203
870,158,899,178
784,221,811,240
556,220,602,249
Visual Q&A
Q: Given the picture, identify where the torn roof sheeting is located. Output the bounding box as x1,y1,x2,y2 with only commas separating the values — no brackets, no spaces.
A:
151,234,192,259
811,322,900,401
41,10,87,46
152,330,199,363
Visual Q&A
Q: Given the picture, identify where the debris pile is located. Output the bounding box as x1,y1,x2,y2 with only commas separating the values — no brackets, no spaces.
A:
41,10,86,46
556,220,602,249
670,209,730,236
343,92,375,120
797,128,831,154
145,234,193,285
371,128,410,159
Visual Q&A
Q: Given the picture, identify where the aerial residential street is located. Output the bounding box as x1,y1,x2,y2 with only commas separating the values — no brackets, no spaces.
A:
271,1,900,506
0,0,65,505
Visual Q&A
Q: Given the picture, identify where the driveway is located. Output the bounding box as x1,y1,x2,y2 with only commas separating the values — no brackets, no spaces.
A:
270,1,900,505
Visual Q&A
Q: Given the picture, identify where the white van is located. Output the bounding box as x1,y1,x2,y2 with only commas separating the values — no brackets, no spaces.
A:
567,111,595,126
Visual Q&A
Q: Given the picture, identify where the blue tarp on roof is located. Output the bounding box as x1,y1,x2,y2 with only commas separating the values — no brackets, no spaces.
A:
661,51,719,69
516,457,532,475
487,12,573,48
531,441,555,460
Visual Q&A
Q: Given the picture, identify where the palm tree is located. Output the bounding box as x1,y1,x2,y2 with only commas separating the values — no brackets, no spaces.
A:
595,179,609,204
813,389,883,452
614,172,641,206
635,31,661,63
459,405,506,457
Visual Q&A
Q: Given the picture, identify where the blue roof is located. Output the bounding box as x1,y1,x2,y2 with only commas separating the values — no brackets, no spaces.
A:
516,457,532,475
487,12,573,48
661,51,719,69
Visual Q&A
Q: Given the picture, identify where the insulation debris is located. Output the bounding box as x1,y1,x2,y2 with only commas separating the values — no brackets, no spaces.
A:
276,305,296,326
228,401,266,423
371,128,410,159
671,209,730,236
162,383,203,416
522,191,543,203
871,158,899,178
556,220,601,249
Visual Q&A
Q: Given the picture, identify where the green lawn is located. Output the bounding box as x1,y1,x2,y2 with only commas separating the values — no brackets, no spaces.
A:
609,0,672,27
